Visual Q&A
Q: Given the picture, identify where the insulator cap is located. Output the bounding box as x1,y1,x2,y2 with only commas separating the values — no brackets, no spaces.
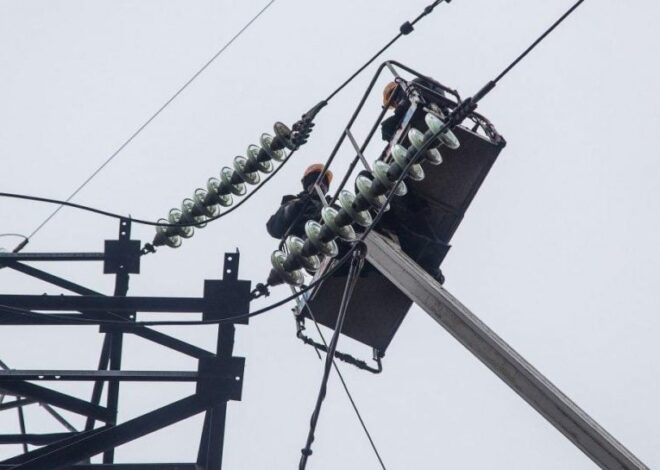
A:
154,218,182,248
260,133,286,162
193,189,221,218
355,175,389,211
426,148,443,165
233,156,260,185
181,198,207,228
338,190,372,227
373,160,407,197
206,178,234,206
246,145,274,173
425,113,460,149
220,167,247,196
271,250,304,286
305,221,339,257
273,122,296,150
285,236,321,272
168,208,194,238
321,207,356,241
391,145,425,181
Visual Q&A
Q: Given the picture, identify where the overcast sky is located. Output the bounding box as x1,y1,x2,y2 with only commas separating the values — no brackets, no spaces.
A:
1,0,659,468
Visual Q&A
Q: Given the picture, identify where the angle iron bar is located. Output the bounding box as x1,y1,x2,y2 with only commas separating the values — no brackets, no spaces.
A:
0,465,199,469
1,426,111,465
0,432,75,446
0,371,203,382
0,311,127,326
39,403,78,433
103,218,131,464
5,262,100,296
17,402,28,453
0,398,37,412
11,393,219,470
0,382,111,422
0,295,206,313
0,253,106,262
85,335,111,432
122,327,214,359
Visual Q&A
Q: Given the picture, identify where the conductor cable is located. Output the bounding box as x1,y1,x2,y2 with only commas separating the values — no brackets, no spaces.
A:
298,246,365,470
25,0,277,240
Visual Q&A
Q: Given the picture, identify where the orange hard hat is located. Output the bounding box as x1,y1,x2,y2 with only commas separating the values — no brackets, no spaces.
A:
383,81,400,108
303,163,333,184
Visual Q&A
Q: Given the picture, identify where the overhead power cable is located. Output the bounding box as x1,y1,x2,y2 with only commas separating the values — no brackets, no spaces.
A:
25,0,277,240
265,0,588,290
324,0,449,103
303,303,387,469
0,0,588,328
2,0,451,236
0,150,292,229
0,246,354,327
299,248,365,470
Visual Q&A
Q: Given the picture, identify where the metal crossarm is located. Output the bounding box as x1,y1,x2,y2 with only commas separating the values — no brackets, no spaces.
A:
0,220,249,469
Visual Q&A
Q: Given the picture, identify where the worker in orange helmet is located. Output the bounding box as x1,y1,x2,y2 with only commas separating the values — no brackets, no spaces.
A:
266,164,333,240
380,77,448,143
380,81,409,142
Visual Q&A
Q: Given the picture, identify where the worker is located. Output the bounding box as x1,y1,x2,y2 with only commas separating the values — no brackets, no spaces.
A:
377,79,450,284
354,169,447,284
380,81,408,142
380,78,448,143
266,164,333,240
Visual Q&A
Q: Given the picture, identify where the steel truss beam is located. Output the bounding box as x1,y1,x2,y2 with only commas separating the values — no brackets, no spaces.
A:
0,220,250,469
0,465,198,469
364,231,649,470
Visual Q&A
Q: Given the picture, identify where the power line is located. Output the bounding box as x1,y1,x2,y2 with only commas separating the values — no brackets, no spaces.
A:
0,246,355,327
299,249,365,470
0,150,294,230
26,0,277,241
303,303,387,469
3,0,452,236
0,0,588,324
324,0,449,103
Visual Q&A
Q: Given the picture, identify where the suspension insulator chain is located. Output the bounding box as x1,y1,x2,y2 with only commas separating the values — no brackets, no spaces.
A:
268,112,461,286
151,116,311,250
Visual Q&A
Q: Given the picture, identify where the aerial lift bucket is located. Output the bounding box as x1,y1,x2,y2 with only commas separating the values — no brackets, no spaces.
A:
298,81,506,354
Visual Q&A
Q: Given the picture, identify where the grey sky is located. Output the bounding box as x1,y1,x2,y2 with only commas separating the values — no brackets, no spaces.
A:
1,0,658,468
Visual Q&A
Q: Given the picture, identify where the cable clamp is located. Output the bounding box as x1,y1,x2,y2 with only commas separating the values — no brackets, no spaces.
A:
250,282,271,300
140,243,156,256
301,448,313,457
400,21,414,35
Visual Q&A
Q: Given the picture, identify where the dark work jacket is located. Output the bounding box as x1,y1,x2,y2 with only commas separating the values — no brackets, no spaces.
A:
266,191,328,240
380,103,409,142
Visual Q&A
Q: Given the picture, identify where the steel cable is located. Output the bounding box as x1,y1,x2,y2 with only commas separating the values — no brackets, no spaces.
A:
302,302,387,469
298,248,365,470
25,1,277,239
